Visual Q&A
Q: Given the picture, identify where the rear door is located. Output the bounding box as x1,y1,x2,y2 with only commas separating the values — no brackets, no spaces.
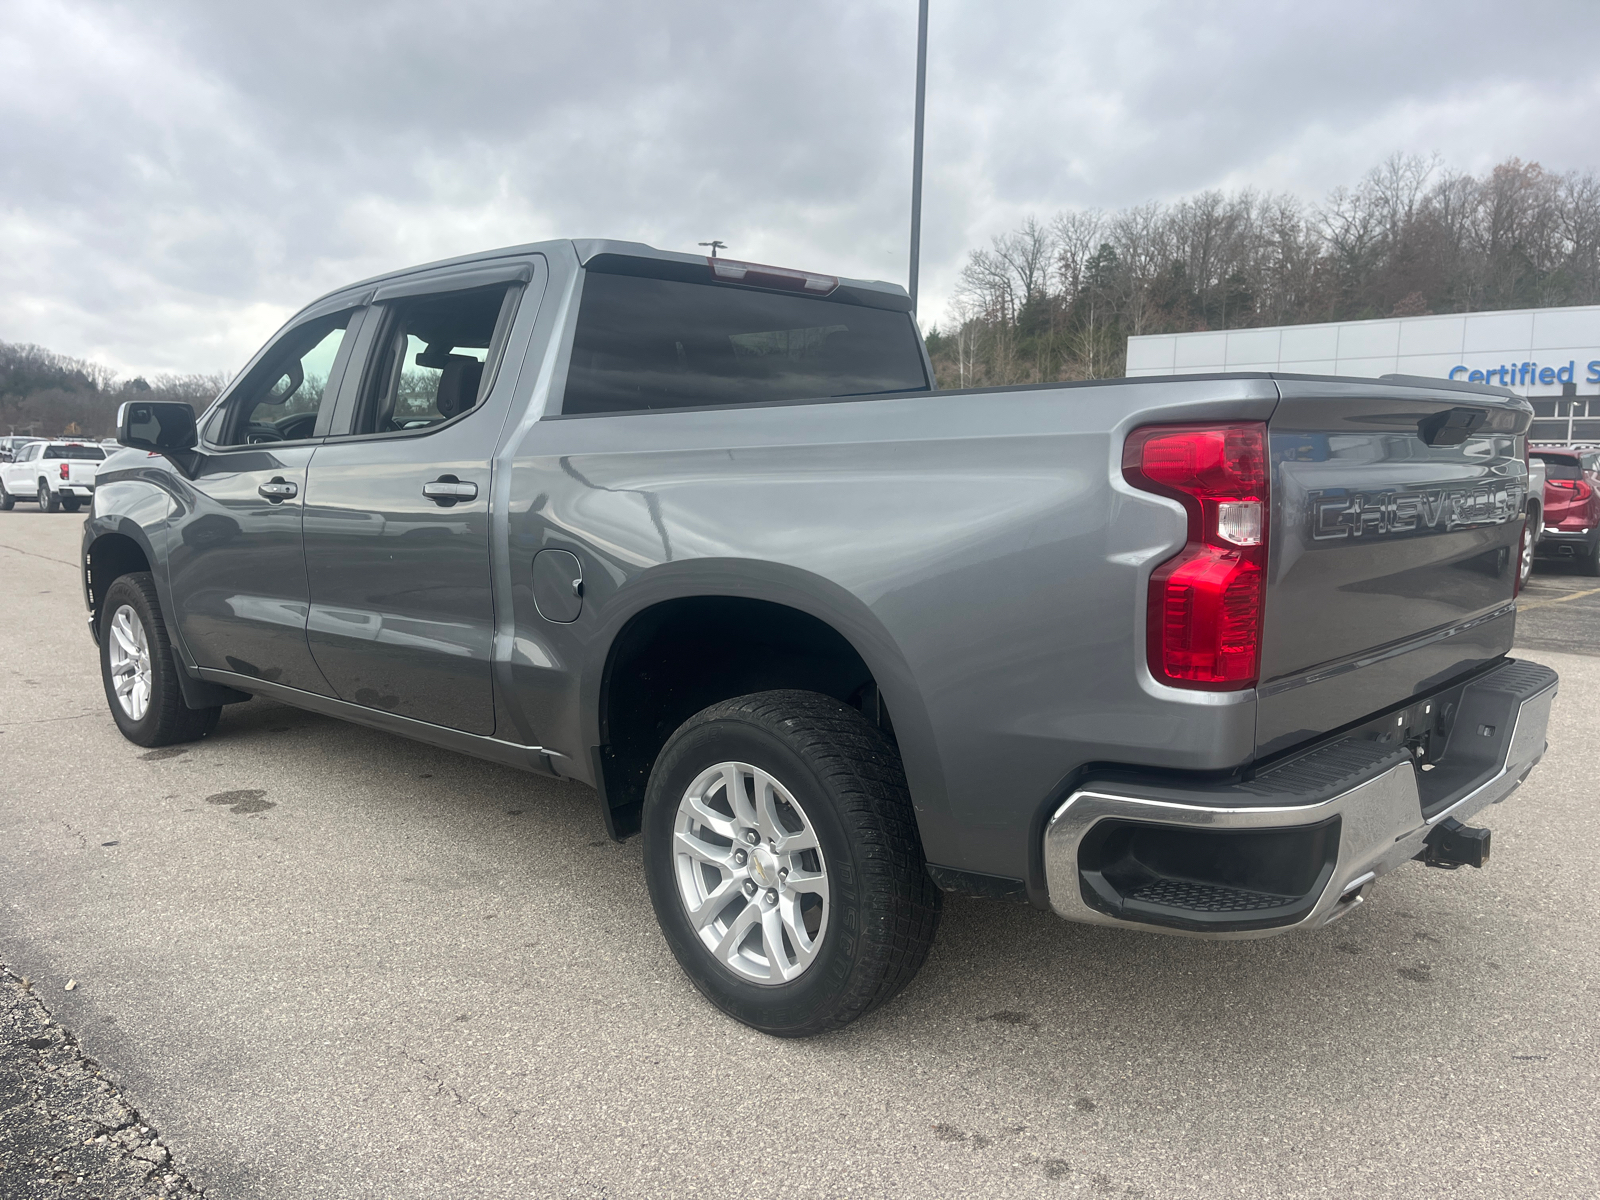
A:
1257,381,1531,757
300,259,541,735
167,306,363,693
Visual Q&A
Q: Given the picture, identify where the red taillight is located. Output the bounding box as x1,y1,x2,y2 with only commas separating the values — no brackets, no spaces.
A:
1546,478,1592,503
60,462,70,480
1123,423,1269,690
709,257,838,295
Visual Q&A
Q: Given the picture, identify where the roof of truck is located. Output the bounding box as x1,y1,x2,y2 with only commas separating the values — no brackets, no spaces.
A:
298,239,912,321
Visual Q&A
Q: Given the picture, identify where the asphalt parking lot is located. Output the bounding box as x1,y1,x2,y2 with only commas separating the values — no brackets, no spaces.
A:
2,514,1597,1199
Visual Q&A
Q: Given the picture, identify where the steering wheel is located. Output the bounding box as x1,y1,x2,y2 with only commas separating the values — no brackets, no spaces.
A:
275,412,318,441
244,423,285,444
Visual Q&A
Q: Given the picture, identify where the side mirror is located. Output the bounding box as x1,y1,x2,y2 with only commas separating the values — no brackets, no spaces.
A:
118,401,198,454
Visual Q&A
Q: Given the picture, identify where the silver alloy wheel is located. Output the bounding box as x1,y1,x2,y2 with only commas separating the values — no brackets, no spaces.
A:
108,604,153,721
673,761,830,985
1521,525,1535,585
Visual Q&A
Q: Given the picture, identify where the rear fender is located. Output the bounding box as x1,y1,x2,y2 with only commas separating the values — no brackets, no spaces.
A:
580,557,952,838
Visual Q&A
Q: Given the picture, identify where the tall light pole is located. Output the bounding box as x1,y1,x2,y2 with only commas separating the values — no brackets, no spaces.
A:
908,0,929,314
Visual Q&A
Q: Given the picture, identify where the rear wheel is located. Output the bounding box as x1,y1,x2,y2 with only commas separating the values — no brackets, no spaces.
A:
60,496,81,513
37,480,59,513
99,572,221,747
1518,523,1536,587
1585,540,1600,577
0,478,13,511
642,690,941,1037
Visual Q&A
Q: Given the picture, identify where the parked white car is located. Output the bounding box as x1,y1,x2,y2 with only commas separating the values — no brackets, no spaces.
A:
0,440,107,512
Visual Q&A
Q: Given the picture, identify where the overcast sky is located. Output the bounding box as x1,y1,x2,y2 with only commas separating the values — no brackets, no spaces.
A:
4,0,1599,377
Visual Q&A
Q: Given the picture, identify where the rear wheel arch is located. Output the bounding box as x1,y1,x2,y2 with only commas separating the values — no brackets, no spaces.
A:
589,581,945,842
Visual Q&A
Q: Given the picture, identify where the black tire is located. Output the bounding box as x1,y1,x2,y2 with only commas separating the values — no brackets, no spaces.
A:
38,480,59,513
98,572,221,747
642,690,941,1037
0,478,13,511
61,496,81,513
1585,541,1600,577
1518,523,1535,588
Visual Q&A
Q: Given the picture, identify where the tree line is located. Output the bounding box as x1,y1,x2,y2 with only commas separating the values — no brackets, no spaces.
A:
925,155,1600,388
0,341,225,439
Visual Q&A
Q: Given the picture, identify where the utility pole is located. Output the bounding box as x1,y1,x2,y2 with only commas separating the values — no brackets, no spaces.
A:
908,0,929,313
698,240,727,259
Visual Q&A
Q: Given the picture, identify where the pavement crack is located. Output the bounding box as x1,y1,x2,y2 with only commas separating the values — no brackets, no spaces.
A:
0,541,78,568
401,1049,491,1120
2,960,207,1197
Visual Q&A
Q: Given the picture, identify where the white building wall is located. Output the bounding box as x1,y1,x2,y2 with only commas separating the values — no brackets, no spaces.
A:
1125,305,1600,400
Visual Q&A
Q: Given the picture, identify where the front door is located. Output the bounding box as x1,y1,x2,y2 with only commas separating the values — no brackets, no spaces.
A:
167,307,361,693
301,277,528,735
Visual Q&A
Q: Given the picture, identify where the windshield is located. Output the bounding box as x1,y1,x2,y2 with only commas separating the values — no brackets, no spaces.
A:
46,445,107,460
562,272,928,415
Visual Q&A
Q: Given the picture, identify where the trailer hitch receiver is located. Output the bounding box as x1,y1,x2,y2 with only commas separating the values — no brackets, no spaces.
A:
1418,818,1492,869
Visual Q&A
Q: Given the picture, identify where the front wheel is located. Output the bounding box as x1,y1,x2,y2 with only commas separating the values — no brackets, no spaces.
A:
642,690,941,1037
99,572,221,746
1518,523,1536,588
0,478,13,511
38,481,60,513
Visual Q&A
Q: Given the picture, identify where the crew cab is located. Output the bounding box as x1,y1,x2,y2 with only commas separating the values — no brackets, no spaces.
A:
82,240,1557,1035
1,440,106,512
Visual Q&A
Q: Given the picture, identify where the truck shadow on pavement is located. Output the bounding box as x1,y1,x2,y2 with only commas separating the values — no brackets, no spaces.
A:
203,695,1563,1094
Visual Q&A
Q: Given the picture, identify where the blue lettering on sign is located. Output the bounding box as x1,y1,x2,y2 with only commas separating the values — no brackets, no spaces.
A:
1446,359,1586,388
1589,360,1600,384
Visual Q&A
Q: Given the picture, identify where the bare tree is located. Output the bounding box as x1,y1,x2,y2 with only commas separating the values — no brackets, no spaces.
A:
925,155,1600,390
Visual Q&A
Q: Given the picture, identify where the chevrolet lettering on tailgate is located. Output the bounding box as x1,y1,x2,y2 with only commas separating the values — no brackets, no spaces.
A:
1310,481,1524,540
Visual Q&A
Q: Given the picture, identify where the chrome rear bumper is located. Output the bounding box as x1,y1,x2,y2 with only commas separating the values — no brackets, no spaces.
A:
1043,659,1558,939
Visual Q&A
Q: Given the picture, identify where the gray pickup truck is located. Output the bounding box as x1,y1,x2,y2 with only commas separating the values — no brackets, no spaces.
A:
83,240,1557,1036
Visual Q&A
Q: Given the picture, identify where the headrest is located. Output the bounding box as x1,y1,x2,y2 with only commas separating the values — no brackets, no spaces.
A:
435,355,485,419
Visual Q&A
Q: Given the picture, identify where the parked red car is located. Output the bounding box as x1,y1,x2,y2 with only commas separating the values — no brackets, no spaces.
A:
1532,446,1600,575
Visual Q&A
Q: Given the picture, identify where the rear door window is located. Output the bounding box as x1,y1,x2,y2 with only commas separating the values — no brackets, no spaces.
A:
350,285,517,435
561,273,928,415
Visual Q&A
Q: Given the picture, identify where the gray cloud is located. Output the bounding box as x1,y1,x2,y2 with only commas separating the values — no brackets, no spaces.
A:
4,0,1598,375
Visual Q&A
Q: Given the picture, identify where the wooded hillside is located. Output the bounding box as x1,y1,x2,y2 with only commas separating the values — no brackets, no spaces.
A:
0,342,224,438
926,155,1600,389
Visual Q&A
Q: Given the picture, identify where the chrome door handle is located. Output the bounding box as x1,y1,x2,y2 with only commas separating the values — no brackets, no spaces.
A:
258,478,298,502
423,477,478,505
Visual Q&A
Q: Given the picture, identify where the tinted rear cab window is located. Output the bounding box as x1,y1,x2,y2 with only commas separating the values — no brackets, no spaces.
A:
562,272,928,415
46,445,106,460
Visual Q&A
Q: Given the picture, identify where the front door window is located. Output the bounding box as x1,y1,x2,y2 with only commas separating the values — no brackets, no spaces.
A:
216,313,353,446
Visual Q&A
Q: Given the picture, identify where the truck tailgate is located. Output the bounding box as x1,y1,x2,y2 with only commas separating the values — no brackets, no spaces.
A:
1257,379,1531,758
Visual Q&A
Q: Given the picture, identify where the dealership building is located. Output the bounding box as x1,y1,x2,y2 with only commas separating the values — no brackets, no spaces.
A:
1125,303,1600,444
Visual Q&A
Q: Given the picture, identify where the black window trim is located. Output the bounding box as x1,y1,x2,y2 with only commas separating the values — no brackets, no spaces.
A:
370,261,533,302
541,383,942,422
